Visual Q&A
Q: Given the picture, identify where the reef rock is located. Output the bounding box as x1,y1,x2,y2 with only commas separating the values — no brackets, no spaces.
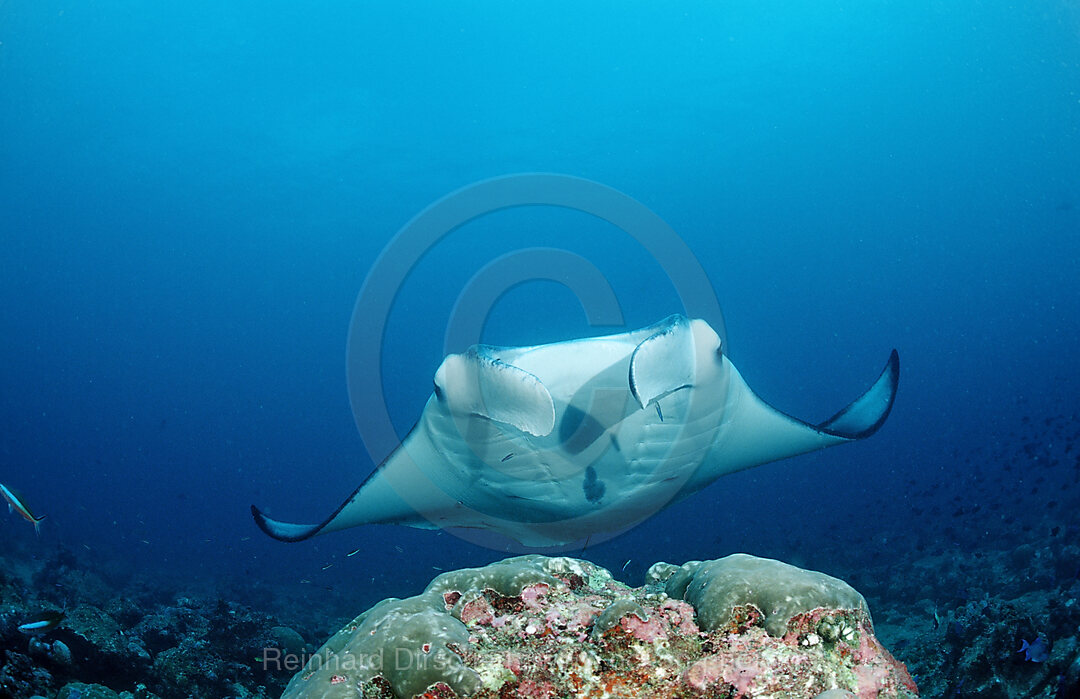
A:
52,604,152,684
55,682,121,699
281,554,917,698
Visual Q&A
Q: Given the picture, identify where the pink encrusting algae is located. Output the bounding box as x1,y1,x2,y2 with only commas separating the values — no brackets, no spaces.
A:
660,598,699,636
619,612,666,643
520,583,550,611
458,596,495,626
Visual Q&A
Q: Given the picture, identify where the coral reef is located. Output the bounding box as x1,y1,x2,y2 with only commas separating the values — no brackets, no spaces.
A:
861,545,1080,698
281,554,916,698
0,548,319,699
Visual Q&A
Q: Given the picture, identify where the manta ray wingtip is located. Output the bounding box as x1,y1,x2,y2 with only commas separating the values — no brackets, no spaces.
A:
251,504,324,543
250,504,279,539
816,349,900,441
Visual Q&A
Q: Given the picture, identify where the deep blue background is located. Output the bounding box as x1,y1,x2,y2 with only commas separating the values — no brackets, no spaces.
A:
1,0,1078,606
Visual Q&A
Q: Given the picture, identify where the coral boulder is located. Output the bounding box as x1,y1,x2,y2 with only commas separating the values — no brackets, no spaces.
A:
282,554,917,699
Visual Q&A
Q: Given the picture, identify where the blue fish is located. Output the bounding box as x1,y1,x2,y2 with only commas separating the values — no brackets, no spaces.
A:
1018,636,1050,662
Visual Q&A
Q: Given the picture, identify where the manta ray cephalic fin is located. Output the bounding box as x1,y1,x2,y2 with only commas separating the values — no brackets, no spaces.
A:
628,314,703,409
434,345,556,437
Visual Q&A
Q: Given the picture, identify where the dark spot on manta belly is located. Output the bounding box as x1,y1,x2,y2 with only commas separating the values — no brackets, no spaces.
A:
559,404,607,455
583,465,606,503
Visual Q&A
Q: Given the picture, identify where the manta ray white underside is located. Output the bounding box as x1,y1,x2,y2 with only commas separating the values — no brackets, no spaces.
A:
253,315,898,547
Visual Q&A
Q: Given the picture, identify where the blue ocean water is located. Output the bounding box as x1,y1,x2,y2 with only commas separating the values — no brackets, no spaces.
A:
1,0,1078,651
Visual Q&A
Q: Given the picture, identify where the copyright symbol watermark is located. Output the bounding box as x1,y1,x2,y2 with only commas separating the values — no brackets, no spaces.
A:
346,173,724,551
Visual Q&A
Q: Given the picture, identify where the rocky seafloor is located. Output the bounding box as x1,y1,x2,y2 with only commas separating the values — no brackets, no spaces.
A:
2,532,1079,699
0,544,312,699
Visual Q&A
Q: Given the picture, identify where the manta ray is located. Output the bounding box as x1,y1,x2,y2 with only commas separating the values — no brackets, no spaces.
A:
252,315,898,547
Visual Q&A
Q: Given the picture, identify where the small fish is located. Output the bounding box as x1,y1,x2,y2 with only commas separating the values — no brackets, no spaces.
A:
0,483,46,534
321,563,333,570
621,559,632,572
501,453,514,462
18,610,65,635
395,546,404,553
346,548,361,557
1018,636,1050,662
